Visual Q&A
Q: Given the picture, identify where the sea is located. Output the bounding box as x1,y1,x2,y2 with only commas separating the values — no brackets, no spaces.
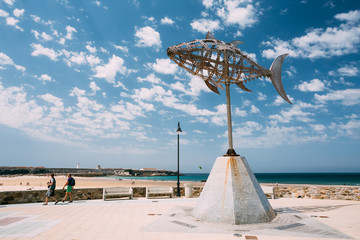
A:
113,173,360,186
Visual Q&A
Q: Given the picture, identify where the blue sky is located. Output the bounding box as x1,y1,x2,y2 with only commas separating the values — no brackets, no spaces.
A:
0,0,359,173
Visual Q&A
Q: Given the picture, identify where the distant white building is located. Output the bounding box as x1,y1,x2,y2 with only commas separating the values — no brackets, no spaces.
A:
140,168,157,171
76,163,80,169
115,170,130,176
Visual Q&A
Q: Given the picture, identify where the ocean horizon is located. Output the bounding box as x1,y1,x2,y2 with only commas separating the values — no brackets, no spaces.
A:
112,172,360,186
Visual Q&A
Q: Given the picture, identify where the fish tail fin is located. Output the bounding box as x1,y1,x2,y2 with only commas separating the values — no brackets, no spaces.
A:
269,54,292,104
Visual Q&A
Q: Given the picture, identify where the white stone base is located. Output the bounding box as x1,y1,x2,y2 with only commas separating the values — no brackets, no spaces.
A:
193,156,276,224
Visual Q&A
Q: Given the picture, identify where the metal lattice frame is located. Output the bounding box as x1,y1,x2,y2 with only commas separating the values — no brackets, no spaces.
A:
167,32,291,155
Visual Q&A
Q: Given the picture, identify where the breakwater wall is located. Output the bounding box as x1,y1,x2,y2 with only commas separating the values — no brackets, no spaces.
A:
1,185,359,205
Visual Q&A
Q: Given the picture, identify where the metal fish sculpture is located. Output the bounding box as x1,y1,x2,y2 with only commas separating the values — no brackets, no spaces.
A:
167,32,292,104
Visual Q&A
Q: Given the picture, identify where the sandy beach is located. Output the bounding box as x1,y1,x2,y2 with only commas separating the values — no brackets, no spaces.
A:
0,175,207,192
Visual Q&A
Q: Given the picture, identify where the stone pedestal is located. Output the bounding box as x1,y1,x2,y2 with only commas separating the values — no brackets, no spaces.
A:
193,156,276,224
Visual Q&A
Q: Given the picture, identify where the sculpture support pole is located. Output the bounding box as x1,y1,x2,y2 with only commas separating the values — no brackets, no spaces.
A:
225,82,237,156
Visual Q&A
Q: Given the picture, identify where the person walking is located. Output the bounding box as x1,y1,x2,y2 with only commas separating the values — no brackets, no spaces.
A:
44,173,58,205
59,174,75,203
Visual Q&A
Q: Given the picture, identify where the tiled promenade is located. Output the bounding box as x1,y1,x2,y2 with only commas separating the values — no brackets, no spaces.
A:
0,197,359,240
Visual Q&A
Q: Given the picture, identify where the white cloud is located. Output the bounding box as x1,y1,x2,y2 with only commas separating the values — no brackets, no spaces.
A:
295,79,326,92
86,44,97,53
234,107,247,117
210,104,227,126
170,81,187,93
31,30,53,41
29,15,53,25
137,73,161,84
329,119,360,139
69,87,86,97
250,105,260,114
269,105,313,123
216,1,257,29
0,9,9,17
243,51,256,62
135,26,162,49
152,58,178,74
41,32,53,41
93,55,127,83
312,124,326,132
273,95,294,106
258,92,267,101
5,16,23,31
234,30,243,37
0,52,26,71
65,25,77,39
190,19,221,33
86,55,101,66
4,0,14,6
62,50,101,67
202,0,214,8
262,10,360,59
39,93,64,117
286,66,297,77
336,65,359,77
70,52,86,65
132,85,216,117
315,89,360,106
5,16,18,26
0,83,43,128
31,43,61,61
35,74,54,82
89,82,100,95
113,44,128,53
0,82,153,147
187,74,211,96
193,129,207,134
234,121,262,137
335,10,360,24
332,77,355,87
170,74,211,97
111,101,147,120
58,38,65,45
100,47,109,54
39,93,63,107
160,17,174,25
13,8,24,18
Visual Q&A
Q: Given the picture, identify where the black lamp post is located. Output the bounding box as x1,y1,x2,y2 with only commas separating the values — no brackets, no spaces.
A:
176,122,182,197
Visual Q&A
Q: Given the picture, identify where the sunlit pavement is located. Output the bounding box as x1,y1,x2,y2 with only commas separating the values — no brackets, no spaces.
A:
0,197,359,240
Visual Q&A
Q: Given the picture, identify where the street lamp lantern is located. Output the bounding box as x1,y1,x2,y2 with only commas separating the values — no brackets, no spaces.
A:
176,122,182,135
176,122,182,197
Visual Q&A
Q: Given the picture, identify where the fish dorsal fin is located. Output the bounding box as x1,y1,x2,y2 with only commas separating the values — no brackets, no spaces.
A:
206,31,215,39
230,40,244,47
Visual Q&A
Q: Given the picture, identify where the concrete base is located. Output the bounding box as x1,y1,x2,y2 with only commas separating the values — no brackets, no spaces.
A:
193,156,276,224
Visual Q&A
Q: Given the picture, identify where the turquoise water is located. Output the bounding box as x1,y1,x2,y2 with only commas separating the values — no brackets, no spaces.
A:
111,173,360,186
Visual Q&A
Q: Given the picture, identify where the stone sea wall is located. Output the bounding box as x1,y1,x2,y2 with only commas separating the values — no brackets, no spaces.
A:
0,188,104,205
273,186,360,201
0,187,203,205
1,185,359,204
